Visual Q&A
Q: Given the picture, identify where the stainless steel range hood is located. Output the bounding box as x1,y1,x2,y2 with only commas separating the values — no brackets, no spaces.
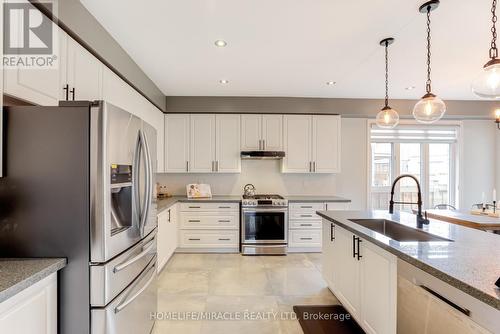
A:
241,151,285,160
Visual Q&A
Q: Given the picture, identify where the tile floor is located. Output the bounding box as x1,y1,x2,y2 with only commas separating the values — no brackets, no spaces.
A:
153,253,340,334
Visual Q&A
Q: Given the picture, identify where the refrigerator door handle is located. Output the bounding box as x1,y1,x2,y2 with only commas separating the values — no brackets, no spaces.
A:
132,131,143,231
114,260,156,314
113,237,155,273
138,130,151,237
139,130,153,236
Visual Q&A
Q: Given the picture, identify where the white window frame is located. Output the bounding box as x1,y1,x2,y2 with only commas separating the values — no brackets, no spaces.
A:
366,120,463,210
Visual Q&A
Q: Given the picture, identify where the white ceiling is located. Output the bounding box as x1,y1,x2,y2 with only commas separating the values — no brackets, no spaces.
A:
81,0,495,100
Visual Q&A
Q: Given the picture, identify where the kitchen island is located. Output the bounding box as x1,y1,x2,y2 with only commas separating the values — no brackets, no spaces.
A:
317,210,500,334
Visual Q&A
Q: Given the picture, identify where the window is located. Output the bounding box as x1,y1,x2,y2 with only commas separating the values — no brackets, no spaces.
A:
369,123,459,211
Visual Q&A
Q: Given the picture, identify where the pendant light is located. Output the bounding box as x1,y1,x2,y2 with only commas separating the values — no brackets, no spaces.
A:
376,38,399,129
472,0,500,98
413,0,446,124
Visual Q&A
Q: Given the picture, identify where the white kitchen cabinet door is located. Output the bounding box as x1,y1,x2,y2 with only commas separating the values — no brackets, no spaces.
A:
334,226,361,320
321,221,335,287
0,274,57,334
312,115,341,173
282,115,312,173
157,205,178,272
216,114,241,173
152,105,165,173
241,114,262,150
262,115,283,150
4,22,67,106
359,239,397,334
66,37,102,101
165,114,190,173
102,67,137,114
190,115,216,173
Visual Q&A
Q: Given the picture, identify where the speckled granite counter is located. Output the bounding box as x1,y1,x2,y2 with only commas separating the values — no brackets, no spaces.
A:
0,258,66,303
286,196,351,203
317,210,500,310
156,196,242,214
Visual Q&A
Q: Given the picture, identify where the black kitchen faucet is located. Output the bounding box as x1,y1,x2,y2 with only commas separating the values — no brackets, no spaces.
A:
389,174,430,228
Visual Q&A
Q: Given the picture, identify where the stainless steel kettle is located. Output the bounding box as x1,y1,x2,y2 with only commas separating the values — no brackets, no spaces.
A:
243,184,256,197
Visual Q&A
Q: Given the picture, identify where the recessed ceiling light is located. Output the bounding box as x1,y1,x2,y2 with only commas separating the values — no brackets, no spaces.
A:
326,81,336,86
219,79,229,84
405,86,416,90
214,40,227,47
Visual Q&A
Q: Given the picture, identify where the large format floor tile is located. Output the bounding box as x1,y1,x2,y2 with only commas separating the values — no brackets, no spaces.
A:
154,252,338,334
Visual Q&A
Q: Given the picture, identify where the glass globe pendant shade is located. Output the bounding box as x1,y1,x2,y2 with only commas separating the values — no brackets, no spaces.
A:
376,106,399,129
471,59,500,99
413,93,446,124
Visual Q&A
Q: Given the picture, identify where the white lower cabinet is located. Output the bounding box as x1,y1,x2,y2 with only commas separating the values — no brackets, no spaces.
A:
288,201,349,252
322,221,397,334
157,204,178,272
177,202,239,252
0,274,57,334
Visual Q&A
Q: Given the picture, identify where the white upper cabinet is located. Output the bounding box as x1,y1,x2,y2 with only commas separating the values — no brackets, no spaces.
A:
102,67,139,116
262,115,283,150
4,20,67,105
216,114,241,173
66,37,102,101
312,115,341,173
190,115,216,173
283,115,341,173
241,114,283,150
283,115,312,173
152,105,165,173
241,114,262,150
165,114,190,173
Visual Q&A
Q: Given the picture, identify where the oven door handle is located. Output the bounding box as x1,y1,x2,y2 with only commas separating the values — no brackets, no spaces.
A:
242,208,288,213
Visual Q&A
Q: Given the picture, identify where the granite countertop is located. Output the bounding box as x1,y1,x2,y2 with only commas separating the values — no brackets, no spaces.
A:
156,195,351,214
316,210,500,310
156,195,242,214
0,258,66,303
286,195,351,203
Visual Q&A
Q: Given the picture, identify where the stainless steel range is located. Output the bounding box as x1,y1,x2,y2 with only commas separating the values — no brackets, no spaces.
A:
241,194,288,255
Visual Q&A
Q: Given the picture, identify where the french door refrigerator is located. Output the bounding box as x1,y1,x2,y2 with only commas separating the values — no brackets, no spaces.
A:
0,101,158,334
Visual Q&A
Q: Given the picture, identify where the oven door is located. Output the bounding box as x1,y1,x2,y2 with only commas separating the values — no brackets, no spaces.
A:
241,207,288,244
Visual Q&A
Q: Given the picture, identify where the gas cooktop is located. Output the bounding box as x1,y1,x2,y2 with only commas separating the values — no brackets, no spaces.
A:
241,194,288,207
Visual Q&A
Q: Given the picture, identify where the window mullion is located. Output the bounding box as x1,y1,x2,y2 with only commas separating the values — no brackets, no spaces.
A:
422,143,430,209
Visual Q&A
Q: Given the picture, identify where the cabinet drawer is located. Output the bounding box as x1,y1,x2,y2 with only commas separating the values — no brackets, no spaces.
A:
289,211,322,221
179,230,239,248
289,202,325,212
324,202,349,210
179,213,239,229
290,220,322,229
179,202,239,212
289,230,322,247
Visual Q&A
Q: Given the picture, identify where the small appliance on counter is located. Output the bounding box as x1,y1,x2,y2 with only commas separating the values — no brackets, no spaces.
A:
241,184,288,255
187,183,212,198
156,183,171,199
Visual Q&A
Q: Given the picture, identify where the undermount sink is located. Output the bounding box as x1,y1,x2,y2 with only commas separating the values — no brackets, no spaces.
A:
349,219,453,242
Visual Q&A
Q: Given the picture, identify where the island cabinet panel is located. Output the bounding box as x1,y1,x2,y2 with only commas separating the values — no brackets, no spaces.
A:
322,222,397,334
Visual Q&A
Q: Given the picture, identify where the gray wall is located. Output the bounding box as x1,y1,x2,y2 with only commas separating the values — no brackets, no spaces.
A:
36,0,166,111
166,96,498,119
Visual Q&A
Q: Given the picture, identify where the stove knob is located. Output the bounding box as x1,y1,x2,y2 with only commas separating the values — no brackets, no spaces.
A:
243,200,247,205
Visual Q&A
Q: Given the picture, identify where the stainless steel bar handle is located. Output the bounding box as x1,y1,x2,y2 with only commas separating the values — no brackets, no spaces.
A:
216,160,219,172
143,130,154,232
186,161,189,172
313,161,316,172
113,238,156,273
114,261,156,314
263,140,266,150
138,130,151,236
132,132,142,230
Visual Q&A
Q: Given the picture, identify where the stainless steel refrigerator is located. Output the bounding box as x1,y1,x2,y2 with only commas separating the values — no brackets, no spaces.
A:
0,101,158,334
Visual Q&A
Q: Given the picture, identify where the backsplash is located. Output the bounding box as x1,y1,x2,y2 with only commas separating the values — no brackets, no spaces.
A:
156,160,338,196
